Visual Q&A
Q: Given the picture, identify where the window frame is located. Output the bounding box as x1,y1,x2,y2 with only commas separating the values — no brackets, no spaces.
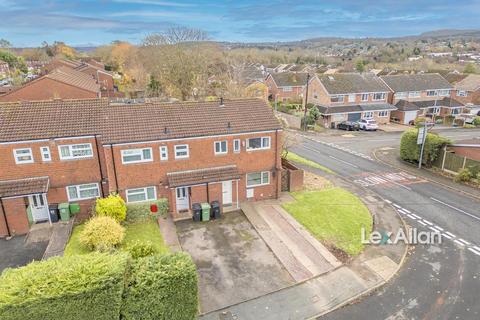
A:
378,110,389,117
426,90,437,97
121,147,153,164
438,89,450,97
408,91,421,98
246,136,271,151
126,186,157,203
233,139,241,153
363,111,374,118
159,146,168,161
456,90,468,97
40,146,51,162
13,148,34,164
330,95,344,103
372,92,386,101
246,171,270,187
214,140,228,155
282,86,293,92
66,183,100,201
58,143,93,160
348,94,356,103
174,144,189,159
361,93,369,101
395,92,408,99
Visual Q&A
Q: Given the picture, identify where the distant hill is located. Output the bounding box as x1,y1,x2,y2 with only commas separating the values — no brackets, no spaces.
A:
419,29,480,37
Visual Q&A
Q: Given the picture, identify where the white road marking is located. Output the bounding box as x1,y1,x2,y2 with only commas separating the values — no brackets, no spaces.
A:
432,226,444,232
468,248,480,256
430,197,480,222
411,214,421,219
429,226,439,232
474,246,480,251
454,240,465,246
384,199,392,204
418,221,427,226
402,208,411,214
445,231,456,238
442,233,453,239
423,219,433,225
407,214,417,220
328,155,359,168
458,239,471,245
398,209,409,215
393,203,402,209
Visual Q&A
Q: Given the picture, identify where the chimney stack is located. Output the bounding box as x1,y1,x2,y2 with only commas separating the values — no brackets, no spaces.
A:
219,97,224,107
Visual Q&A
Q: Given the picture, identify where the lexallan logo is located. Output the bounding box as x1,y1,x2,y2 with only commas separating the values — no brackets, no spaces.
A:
361,227,442,245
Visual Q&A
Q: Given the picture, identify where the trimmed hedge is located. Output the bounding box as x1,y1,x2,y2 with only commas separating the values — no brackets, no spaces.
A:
121,253,198,320
400,129,450,166
0,253,128,320
126,199,168,223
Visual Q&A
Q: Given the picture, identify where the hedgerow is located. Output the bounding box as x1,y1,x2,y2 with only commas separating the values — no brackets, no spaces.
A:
400,129,450,166
126,199,168,223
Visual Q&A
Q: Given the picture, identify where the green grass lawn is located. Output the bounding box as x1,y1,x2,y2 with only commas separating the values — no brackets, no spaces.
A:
285,152,335,174
64,220,169,256
282,187,372,256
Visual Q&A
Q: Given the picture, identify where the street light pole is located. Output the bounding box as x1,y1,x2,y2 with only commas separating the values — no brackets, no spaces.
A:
303,73,311,131
418,121,427,169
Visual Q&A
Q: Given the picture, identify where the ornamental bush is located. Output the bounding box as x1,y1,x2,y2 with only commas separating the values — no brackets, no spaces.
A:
473,116,480,126
95,193,127,222
400,129,451,166
80,216,125,252
121,253,198,320
125,240,156,259
0,253,128,320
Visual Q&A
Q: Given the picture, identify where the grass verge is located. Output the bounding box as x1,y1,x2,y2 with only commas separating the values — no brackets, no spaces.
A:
285,152,335,174
282,187,372,256
64,220,169,256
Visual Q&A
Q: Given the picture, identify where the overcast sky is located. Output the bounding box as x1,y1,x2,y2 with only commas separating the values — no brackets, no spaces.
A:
1,0,479,47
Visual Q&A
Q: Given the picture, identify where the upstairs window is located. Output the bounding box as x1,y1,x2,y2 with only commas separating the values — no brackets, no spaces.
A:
14,148,34,164
40,146,51,162
174,144,189,159
59,143,93,160
438,89,450,96
233,139,241,153
247,137,271,150
361,93,369,101
214,141,228,155
159,146,168,161
67,183,100,201
408,91,421,98
348,94,356,102
121,148,152,164
330,95,344,103
395,92,408,99
283,86,293,92
456,90,468,97
426,90,437,96
373,93,385,101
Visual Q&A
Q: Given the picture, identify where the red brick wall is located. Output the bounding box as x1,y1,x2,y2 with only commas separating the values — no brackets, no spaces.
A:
450,146,480,161
0,198,30,237
0,78,98,102
451,89,480,105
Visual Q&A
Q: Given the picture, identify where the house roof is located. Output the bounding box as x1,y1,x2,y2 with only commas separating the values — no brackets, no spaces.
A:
46,67,100,93
268,72,308,87
0,176,49,198
316,103,397,115
380,73,453,92
167,165,240,187
318,73,391,95
454,74,480,91
412,97,464,109
0,98,281,144
395,100,420,111
444,72,468,84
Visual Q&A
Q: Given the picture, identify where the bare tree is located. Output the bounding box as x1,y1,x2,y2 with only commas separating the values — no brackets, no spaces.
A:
142,27,208,46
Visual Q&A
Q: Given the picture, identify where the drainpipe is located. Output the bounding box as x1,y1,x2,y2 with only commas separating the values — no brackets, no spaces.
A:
275,129,280,199
0,197,11,238
94,134,105,197
110,145,119,193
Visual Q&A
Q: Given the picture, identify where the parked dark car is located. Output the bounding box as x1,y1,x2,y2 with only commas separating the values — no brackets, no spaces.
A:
336,121,360,131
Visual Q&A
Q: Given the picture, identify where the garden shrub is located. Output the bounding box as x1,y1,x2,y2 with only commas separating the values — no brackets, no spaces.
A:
400,129,450,166
80,216,125,252
0,253,128,320
454,168,472,182
464,123,476,129
126,199,168,223
121,253,198,320
95,193,127,221
473,116,480,126
125,240,157,259
468,165,480,178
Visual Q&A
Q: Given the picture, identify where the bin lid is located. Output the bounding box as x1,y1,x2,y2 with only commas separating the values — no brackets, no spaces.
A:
58,203,70,209
211,200,220,207
201,203,211,209
192,203,202,210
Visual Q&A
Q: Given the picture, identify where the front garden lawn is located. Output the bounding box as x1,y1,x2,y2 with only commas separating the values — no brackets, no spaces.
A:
282,187,372,256
64,220,169,256
285,152,335,175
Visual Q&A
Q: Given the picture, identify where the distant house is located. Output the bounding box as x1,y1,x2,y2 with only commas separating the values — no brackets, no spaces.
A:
381,73,461,124
307,73,395,128
264,72,309,103
0,66,101,102
450,74,480,106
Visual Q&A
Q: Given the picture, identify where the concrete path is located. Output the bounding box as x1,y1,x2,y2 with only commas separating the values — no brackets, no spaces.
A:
158,214,182,252
42,220,73,259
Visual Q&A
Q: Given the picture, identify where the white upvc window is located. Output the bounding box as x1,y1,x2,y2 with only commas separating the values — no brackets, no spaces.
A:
214,140,228,155
378,110,388,117
160,146,168,161
348,94,356,102
408,91,421,98
126,186,157,203
13,148,34,164
395,92,408,99
59,143,93,160
121,148,152,164
373,92,386,101
174,144,189,159
40,146,51,162
247,137,271,150
361,93,369,101
66,183,100,201
283,86,292,92
438,89,450,96
456,90,468,97
246,171,270,187
364,111,374,118
426,90,437,97
330,95,344,103
233,139,241,153
451,108,461,115
429,107,440,115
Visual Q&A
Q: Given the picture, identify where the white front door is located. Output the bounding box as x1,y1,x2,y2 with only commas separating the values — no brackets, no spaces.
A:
222,180,232,205
29,194,49,222
176,187,190,211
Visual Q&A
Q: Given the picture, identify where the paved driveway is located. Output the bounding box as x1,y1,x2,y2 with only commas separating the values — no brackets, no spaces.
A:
0,235,48,273
176,211,294,314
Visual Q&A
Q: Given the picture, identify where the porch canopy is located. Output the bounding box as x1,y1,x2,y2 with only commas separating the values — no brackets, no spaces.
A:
0,176,50,198
167,165,241,188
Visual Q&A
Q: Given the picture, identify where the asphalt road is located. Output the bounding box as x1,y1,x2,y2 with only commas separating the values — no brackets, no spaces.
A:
288,130,480,320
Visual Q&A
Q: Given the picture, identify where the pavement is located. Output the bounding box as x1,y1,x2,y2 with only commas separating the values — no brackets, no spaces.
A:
176,211,294,314
42,220,74,259
200,170,407,320
158,214,182,252
0,234,48,273
288,130,480,319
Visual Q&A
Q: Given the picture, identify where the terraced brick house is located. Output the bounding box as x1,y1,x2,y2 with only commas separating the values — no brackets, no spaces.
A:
265,72,309,103
307,73,396,128
0,98,282,237
450,74,480,106
380,73,463,125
